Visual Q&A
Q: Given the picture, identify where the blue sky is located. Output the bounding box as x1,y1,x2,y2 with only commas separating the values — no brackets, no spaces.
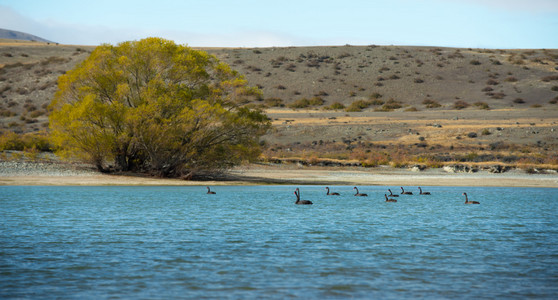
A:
1,0,557,48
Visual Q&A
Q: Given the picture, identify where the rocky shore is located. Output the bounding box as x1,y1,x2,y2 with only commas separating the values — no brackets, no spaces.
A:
0,161,98,177
1,158,557,187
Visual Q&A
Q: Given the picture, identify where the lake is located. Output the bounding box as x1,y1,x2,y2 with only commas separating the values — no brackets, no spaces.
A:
1,185,557,299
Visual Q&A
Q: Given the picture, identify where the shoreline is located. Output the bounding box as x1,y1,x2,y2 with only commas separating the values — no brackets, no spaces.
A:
1,161,557,187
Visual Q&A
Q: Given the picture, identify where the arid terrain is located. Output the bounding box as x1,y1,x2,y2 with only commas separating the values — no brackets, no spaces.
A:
1,37,557,183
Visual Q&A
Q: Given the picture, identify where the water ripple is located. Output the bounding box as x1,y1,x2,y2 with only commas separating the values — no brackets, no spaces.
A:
1,185,557,299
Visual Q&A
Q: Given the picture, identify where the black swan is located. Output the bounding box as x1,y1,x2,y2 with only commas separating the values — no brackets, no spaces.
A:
326,187,340,196
295,188,313,205
463,192,480,204
388,189,399,197
206,187,216,194
418,187,431,195
353,187,368,196
384,194,397,202
400,187,413,195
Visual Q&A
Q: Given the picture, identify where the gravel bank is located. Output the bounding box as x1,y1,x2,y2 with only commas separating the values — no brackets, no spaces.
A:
0,161,98,177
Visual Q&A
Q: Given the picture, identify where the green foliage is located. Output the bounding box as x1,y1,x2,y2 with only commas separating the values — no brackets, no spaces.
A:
49,37,270,177
0,131,53,152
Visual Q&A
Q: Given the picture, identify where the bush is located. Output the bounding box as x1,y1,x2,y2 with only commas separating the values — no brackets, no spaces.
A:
474,101,490,110
0,131,53,152
288,97,324,109
453,100,470,110
345,100,372,112
490,92,506,99
513,98,525,104
376,99,402,111
541,75,558,82
481,129,491,135
325,102,345,110
369,92,382,99
467,132,477,138
423,99,441,108
264,98,284,107
470,60,481,65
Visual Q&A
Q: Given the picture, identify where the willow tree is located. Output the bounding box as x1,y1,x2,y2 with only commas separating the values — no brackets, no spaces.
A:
49,37,270,177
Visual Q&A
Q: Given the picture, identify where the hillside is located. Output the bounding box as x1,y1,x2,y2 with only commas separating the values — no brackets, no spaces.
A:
0,29,53,43
1,39,557,170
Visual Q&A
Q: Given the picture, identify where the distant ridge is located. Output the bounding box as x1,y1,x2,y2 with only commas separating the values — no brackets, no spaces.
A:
0,28,54,43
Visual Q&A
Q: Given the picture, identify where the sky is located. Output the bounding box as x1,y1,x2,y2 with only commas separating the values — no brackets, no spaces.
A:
0,0,557,49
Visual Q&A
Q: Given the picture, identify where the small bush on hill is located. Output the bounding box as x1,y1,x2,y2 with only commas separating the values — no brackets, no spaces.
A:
0,131,53,152
345,100,372,112
324,102,346,110
375,99,402,111
474,102,490,110
423,99,441,108
288,97,325,109
264,98,284,107
453,100,470,110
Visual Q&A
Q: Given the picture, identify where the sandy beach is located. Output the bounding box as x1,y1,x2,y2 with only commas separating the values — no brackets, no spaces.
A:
1,161,556,187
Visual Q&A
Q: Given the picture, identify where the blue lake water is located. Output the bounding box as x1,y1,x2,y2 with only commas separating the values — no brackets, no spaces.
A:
1,185,557,299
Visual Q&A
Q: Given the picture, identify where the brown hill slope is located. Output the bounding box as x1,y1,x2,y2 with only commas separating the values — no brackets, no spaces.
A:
1,40,557,169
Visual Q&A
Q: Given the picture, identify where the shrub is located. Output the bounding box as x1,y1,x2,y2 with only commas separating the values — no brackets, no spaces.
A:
345,100,372,112
369,99,384,106
0,109,16,117
423,99,441,108
513,98,525,104
264,98,284,107
369,92,383,99
481,129,491,135
414,78,424,83
0,131,53,151
551,86,558,92
505,76,518,82
288,97,324,109
542,75,558,82
325,102,345,110
474,102,490,110
376,99,402,111
285,64,296,72
470,60,481,65
29,110,45,118
467,132,478,138
490,92,506,99
486,79,499,85
453,100,470,110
